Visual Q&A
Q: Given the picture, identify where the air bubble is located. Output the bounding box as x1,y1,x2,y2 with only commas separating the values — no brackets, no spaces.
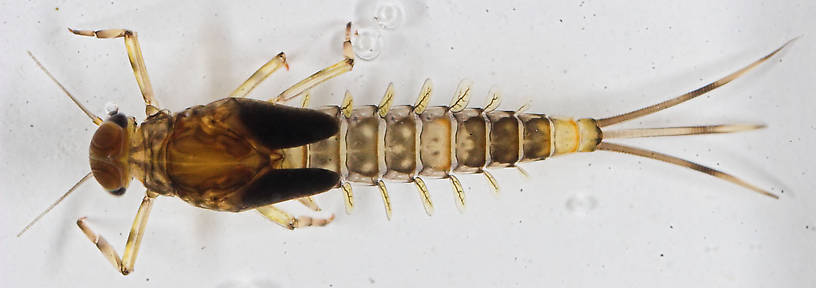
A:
565,194,597,216
352,27,383,61
104,102,119,115
373,0,404,30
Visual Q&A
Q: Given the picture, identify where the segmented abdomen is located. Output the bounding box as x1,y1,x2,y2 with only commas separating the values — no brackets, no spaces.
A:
285,80,601,217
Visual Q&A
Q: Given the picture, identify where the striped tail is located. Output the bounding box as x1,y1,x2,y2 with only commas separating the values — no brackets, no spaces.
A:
572,38,798,199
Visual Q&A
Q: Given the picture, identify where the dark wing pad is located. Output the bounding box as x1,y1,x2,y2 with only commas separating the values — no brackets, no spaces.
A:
237,168,340,210
235,98,339,149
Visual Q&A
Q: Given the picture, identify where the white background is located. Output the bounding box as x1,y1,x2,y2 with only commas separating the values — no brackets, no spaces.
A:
1,0,814,287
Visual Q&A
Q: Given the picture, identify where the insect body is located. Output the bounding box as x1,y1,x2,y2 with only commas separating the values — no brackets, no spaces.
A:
21,23,791,275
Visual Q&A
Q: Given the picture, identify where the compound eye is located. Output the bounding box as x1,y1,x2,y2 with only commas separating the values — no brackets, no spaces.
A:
107,112,128,128
89,121,129,195
91,122,125,157
109,187,126,196
90,158,127,194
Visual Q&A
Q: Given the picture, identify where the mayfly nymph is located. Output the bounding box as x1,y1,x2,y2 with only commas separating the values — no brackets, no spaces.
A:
19,23,793,275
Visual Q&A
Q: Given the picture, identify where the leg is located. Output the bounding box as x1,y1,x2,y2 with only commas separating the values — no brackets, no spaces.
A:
256,204,335,230
68,28,158,116
296,196,321,212
300,89,312,108
76,192,156,275
272,22,355,104
229,52,289,98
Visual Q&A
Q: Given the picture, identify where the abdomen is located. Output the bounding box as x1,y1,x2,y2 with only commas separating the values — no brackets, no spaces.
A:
301,104,583,184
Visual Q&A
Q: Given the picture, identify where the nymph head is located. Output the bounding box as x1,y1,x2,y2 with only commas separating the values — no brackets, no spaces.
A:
89,110,136,195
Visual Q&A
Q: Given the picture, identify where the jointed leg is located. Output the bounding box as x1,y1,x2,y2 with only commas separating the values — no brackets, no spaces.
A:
300,90,312,108
256,204,334,230
230,52,289,98
272,22,355,104
76,192,156,275
296,196,321,211
68,28,158,116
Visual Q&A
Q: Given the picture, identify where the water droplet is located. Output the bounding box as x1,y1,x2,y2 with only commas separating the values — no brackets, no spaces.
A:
565,194,597,216
352,27,383,61
373,0,404,30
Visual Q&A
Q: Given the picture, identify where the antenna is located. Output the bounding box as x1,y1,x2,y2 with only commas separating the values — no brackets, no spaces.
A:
17,172,94,237
27,51,103,125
